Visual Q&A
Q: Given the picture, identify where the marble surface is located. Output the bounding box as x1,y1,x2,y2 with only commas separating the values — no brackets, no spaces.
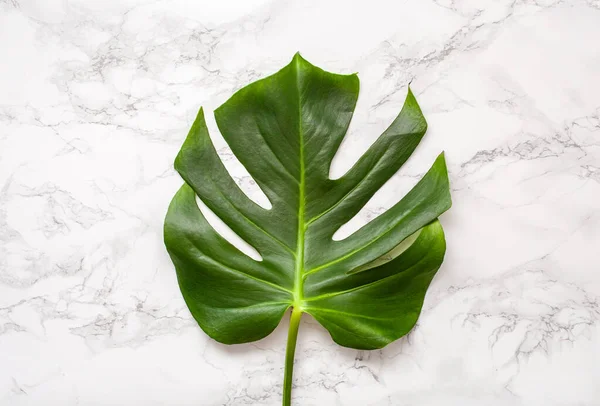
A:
1,0,600,405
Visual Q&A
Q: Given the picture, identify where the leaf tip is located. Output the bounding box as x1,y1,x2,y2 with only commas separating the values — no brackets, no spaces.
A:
405,84,417,103
435,151,453,209
292,51,305,65
194,106,206,124
174,106,209,173
434,151,448,175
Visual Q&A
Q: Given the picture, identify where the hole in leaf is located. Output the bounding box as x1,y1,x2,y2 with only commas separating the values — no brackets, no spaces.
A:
204,110,272,210
331,166,427,242
195,195,263,262
329,85,412,180
328,94,373,181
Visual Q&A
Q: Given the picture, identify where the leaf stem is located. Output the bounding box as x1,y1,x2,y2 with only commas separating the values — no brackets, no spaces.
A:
283,307,302,406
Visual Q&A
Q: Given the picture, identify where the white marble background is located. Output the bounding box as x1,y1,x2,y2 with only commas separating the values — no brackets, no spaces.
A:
1,0,600,405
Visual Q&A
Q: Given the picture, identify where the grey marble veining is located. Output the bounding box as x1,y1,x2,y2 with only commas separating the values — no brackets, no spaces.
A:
1,0,599,405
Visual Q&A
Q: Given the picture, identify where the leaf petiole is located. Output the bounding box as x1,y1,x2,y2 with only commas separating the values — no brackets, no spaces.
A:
283,307,302,406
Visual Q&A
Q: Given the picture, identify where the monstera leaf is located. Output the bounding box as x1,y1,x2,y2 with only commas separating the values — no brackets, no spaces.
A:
164,53,451,405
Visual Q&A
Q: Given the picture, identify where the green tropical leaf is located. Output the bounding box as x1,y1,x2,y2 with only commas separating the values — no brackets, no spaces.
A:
164,53,451,405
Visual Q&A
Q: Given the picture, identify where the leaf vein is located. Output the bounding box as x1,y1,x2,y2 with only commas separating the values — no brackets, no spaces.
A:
205,179,296,255
255,123,300,183
185,238,294,295
304,206,415,276
303,252,432,302
306,149,388,226
306,307,394,321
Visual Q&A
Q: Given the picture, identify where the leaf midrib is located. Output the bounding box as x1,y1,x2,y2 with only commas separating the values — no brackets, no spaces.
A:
293,56,306,310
